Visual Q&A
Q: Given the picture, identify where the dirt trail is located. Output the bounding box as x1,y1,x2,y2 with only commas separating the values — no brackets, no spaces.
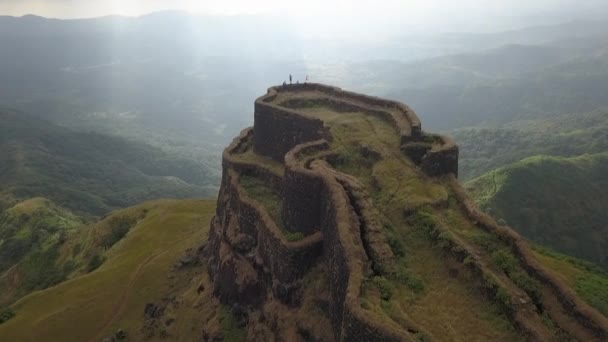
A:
88,229,199,342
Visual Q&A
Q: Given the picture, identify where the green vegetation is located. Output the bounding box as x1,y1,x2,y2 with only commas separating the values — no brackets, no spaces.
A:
102,216,137,249
284,99,523,339
467,153,608,270
489,248,543,306
0,198,83,306
371,276,394,301
0,199,215,341
454,109,608,180
392,269,425,294
86,254,106,273
239,174,306,241
0,110,217,217
285,232,305,242
219,306,247,342
0,308,15,324
0,197,145,307
533,246,608,316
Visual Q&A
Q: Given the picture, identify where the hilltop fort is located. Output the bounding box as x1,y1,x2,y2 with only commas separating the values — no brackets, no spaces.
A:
203,84,608,341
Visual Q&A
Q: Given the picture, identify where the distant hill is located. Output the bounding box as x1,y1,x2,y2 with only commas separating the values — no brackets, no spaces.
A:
0,199,215,340
0,198,84,306
466,152,608,270
331,35,608,131
396,46,608,130
453,109,608,180
0,109,217,216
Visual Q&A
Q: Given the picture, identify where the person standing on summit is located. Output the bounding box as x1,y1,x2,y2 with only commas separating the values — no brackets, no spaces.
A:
289,74,293,84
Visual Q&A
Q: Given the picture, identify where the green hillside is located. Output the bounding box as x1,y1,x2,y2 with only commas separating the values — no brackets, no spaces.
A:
0,195,160,307
454,109,608,180
0,199,215,341
466,153,608,270
0,109,218,216
0,198,83,306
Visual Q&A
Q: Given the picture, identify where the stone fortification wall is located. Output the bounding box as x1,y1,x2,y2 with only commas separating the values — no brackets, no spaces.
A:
274,83,421,138
253,99,329,162
209,84,472,340
207,130,324,307
285,140,411,341
420,135,459,177
447,176,608,339
281,140,329,235
208,83,608,340
255,83,459,178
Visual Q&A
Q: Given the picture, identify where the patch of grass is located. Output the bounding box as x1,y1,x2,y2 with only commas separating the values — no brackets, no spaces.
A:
285,232,305,242
239,174,282,227
238,173,309,245
0,308,15,324
20,245,68,292
370,276,394,301
410,207,437,232
372,159,448,212
86,254,105,273
387,235,406,258
102,216,137,249
393,270,425,294
383,223,406,258
380,299,392,314
415,332,432,342
575,274,608,316
494,287,513,313
510,271,543,307
490,248,542,306
233,148,285,176
219,306,246,342
239,174,307,242
533,246,608,316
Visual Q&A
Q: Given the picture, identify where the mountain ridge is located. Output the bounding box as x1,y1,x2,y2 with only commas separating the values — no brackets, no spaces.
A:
0,109,217,216
467,152,608,270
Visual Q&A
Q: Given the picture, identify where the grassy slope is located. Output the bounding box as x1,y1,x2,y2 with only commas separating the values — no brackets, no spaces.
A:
0,198,84,306
532,246,608,317
466,153,608,270
0,199,215,341
0,109,218,216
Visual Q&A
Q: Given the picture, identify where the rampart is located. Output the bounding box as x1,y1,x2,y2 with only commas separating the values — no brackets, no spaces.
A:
208,129,324,307
286,140,410,341
209,84,462,340
252,83,458,178
205,83,607,341
447,176,608,339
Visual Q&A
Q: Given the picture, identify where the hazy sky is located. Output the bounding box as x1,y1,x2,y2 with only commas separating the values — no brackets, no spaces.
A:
1,0,607,34
0,0,606,18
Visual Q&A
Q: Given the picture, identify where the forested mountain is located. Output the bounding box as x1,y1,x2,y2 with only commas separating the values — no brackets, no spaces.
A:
466,153,608,270
454,109,608,180
0,109,217,216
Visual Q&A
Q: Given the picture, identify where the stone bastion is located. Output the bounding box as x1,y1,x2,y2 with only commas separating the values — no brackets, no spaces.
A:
205,83,608,341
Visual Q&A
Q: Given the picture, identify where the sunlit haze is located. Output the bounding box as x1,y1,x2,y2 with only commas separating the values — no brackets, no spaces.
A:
1,0,608,35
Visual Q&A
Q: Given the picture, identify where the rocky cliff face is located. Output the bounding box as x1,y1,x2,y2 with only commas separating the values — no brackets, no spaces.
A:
203,84,608,341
